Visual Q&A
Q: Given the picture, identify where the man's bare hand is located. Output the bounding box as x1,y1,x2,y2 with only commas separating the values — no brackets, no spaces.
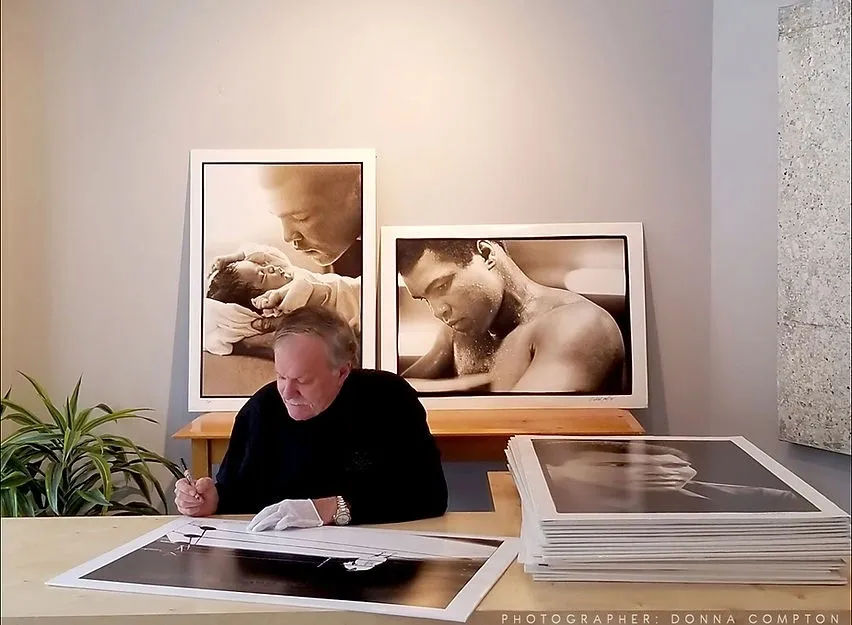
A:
174,477,218,517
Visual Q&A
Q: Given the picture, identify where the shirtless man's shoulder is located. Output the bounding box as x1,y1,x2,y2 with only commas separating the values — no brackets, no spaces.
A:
491,295,625,393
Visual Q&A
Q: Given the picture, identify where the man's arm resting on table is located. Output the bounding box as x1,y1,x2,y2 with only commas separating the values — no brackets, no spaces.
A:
335,381,448,525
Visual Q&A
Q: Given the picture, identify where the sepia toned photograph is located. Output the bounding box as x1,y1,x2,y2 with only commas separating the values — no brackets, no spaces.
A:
47,518,518,622
529,436,823,516
188,149,377,412
529,437,832,514
379,223,648,410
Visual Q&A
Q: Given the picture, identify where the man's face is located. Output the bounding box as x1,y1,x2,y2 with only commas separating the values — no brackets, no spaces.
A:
401,250,503,335
546,446,697,492
264,165,361,267
232,260,292,292
273,334,350,421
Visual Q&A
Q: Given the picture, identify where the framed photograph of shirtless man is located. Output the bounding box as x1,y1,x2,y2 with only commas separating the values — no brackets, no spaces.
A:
379,223,647,409
188,149,377,412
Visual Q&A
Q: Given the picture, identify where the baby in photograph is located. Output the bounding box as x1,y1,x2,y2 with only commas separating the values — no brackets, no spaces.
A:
207,244,303,316
203,243,360,357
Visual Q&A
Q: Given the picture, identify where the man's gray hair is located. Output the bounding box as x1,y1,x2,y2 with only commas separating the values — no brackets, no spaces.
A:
272,305,359,369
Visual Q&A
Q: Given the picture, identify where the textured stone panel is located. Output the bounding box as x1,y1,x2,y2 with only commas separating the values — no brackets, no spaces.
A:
777,0,851,454
778,322,851,454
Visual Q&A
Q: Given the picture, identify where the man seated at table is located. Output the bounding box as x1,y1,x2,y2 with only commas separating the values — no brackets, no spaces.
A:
174,306,448,531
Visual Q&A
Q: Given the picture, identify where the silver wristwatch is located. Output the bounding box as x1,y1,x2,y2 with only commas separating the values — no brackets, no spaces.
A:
332,495,351,526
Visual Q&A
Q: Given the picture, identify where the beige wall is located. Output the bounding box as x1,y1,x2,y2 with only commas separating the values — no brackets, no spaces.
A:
1,0,713,459
2,0,845,509
1,0,51,431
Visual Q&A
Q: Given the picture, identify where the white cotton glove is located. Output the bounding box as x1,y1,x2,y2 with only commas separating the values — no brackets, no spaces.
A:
246,499,324,532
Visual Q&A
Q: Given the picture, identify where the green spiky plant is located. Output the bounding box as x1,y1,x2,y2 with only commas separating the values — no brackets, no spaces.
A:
0,372,183,517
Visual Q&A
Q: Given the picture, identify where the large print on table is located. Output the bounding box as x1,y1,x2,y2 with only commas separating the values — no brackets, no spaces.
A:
380,222,647,409
188,149,377,412
47,518,519,622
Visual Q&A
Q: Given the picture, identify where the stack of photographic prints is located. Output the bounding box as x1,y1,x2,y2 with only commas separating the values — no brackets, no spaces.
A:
505,435,851,584
46,518,519,622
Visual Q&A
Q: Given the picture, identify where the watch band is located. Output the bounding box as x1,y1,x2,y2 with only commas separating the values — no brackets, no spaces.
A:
333,495,351,526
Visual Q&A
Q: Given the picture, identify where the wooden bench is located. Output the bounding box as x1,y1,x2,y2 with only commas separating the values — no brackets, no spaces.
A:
173,407,645,478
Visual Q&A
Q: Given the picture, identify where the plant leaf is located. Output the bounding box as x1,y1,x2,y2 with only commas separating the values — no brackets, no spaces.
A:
69,375,82,419
68,469,100,494
122,451,174,508
0,399,43,426
8,442,58,467
86,452,113,502
17,490,36,516
2,428,62,450
62,428,83,466
79,409,156,436
72,406,97,431
0,412,44,428
64,494,97,517
0,388,10,418
79,489,110,507
0,385,178,519
17,372,66,430
1,471,31,489
122,467,154,503
1,489,16,517
67,455,99,487
101,433,181,470
65,397,73,432
44,463,62,515
0,445,18,474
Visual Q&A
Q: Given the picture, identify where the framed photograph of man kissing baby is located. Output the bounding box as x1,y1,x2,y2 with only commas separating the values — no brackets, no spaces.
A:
188,148,377,412
379,222,648,410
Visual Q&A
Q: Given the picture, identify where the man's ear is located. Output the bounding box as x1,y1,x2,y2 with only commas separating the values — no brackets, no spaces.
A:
477,240,497,270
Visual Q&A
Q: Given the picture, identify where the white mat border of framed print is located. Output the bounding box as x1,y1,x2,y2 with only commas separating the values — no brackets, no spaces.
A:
46,517,519,623
188,148,378,412
507,435,850,525
379,221,648,410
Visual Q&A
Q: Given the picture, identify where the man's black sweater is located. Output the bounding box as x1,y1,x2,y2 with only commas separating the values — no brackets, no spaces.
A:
214,368,449,525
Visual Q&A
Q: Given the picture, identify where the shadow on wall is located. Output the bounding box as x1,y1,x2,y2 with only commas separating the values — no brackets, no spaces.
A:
163,176,194,513
631,244,663,436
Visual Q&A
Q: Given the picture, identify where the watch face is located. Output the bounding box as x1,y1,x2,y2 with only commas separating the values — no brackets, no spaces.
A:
335,511,351,525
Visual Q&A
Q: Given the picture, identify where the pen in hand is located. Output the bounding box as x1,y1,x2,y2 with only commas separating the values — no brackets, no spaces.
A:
180,458,201,501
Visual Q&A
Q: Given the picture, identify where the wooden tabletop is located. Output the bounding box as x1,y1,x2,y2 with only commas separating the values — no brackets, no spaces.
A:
173,408,645,439
173,411,239,439
2,496,849,625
